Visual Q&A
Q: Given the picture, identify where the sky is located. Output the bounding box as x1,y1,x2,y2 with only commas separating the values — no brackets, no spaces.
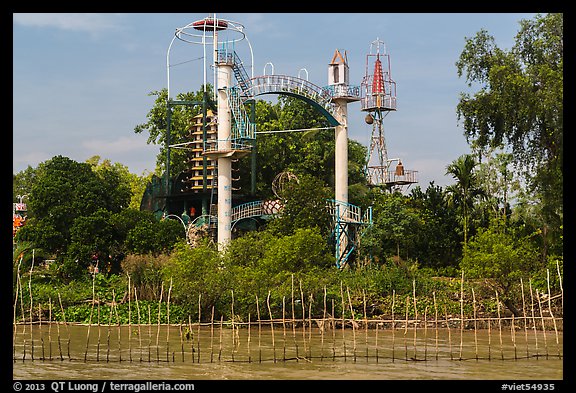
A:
13,12,540,189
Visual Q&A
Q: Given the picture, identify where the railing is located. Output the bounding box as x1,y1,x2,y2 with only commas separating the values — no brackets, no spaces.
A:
326,199,371,225
203,139,253,154
246,75,334,112
360,94,397,111
231,200,263,223
227,86,256,140
322,84,361,100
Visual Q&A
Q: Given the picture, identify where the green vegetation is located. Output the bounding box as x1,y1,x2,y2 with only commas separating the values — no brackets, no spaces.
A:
13,13,562,324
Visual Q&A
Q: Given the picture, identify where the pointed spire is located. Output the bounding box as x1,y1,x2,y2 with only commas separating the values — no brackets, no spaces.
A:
371,54,385,95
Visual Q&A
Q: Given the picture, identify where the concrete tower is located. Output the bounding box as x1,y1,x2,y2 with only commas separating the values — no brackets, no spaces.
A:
328,49,361,265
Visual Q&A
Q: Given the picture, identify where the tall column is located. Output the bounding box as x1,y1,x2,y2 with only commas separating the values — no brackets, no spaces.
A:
334,98,348,265
217,63,233,251
334,99,348,206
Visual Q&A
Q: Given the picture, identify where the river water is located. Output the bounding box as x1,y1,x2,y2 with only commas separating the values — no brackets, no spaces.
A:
13,324,563,381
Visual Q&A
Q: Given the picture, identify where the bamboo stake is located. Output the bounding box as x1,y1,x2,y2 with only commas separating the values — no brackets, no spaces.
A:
188,315,194,363
127,275,132,362
472,288,478,360
84,269,97,362
340,282,346,362
529,279,539,358
18,262,26,329
331,299,336,361
413,279,418,360
106,295,113,362
113,291,122,362
546,269,561,358
363,289,368,362
166,278,173,362
291,275,299,361
511,314,517,360
96,295,101,362
28,257,35,361
233,292,240,356
247,313,252,363
282,296,287,362
299,281,307,359
536,290,548,359
423,305,429,361
230,290,235,362
443,304,453,360
147,305,152,362
134,288,142,362
459,270,464,360
266,291,276,362
404,295,409,361
57,293,70,360
48,298,53,361
375,307,379,363
321,287,326,361
55,297,63,361
556,260,563,311
218,315,223,362
520,277,529,359
19,267,27,361
196,293,201,363
307,293,313,359
210,305,215,363
495,290,504,360
391,290,396,362
487,304,492,360
13,258,22,362
39,303,45,360
155,283,163,362
346,286,357,362
433,292,438,360
179,323,184,362
255,295,262,363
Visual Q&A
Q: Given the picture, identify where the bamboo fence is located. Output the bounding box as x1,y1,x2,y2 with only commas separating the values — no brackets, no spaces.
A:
13,265,563,364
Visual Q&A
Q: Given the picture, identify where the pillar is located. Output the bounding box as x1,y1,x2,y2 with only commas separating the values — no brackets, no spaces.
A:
217,63,233,251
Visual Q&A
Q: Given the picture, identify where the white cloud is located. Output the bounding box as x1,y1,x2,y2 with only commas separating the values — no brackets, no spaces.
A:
81,135,157,155
13,13,125,37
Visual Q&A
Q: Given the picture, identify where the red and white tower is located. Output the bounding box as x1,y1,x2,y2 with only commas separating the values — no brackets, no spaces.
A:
361,38,417,191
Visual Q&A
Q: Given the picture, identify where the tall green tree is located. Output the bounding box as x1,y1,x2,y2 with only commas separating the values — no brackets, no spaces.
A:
267,173,332,238
361,190,422,264
456,13,562,253
445,154,486,246
409,182,462,270
461,217,541,316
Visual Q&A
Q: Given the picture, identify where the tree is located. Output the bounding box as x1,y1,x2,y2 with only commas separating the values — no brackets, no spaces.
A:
460,217,541,316
86,155,152,210
13,165,37,203
16,155,184,278
445,154,486,246
361,190,422,264
409,182,462,270
456,13,562,253
267,173,332,238
474,148,520,224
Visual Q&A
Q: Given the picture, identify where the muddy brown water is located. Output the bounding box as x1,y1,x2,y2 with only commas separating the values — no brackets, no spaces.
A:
13,324,563,380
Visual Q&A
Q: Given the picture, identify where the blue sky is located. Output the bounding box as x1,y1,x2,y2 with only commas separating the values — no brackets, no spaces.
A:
13,12,539,189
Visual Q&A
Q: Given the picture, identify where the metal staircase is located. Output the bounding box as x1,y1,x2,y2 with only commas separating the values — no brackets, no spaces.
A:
327,199,373,269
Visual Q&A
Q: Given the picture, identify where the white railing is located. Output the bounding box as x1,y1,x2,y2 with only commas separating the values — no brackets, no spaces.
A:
231,201,264,222
326,199,371,225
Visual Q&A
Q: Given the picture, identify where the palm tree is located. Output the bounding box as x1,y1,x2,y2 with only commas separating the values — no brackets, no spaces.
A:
445,154,485,246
